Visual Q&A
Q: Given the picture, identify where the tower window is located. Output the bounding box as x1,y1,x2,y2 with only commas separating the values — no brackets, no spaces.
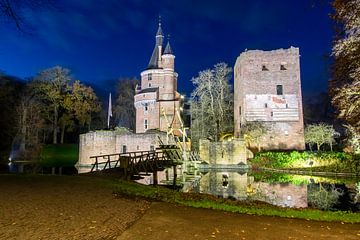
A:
122,145,127,153
148,83,152,87
144,103,148,112
270,111,273,117
144,119,148,130
148,73,152,81
262,65,269,71
280,64,287,70
264,103,268,108
239,106,241,116
276,85,283,95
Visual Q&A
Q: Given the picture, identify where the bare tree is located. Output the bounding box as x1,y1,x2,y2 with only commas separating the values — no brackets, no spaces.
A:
330,0,360,133
190,63,233,147
304,123,337,151
0,0,53,31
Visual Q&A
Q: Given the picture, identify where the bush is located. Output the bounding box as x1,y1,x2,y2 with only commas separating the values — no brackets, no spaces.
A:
251,151,357,173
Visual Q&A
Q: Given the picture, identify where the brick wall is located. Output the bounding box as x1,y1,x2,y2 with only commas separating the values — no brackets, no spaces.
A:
234,47,305,150
76,131,168,173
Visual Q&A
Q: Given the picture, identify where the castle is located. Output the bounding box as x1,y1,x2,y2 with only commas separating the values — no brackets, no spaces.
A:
134,22,181,133
234,47,305,150
76,22,180,173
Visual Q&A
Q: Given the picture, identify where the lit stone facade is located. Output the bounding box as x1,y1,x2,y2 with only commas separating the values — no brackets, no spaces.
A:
76,131,168,173
134,23,181,133
234,47,305,150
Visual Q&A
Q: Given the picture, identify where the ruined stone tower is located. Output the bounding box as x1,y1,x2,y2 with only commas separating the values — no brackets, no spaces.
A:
134,21,181,133
234,47,305,150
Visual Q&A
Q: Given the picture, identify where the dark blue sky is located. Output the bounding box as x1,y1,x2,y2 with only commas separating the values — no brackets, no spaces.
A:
0,0,333,97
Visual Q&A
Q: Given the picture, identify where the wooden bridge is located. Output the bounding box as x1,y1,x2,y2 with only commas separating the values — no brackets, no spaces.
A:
89,145,184,182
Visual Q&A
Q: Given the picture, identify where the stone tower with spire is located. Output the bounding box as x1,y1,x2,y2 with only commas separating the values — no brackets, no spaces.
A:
134,20,181,134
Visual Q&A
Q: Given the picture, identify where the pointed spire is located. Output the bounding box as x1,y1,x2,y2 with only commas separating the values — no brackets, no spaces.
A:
156,16,163,37
164,35,173,55
148,17,164,69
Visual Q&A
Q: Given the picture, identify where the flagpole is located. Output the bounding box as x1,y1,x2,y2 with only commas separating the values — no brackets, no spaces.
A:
107,92,112,129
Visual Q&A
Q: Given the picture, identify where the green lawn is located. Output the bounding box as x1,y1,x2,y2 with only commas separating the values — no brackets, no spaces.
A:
113,178,360,223
40,144,78,167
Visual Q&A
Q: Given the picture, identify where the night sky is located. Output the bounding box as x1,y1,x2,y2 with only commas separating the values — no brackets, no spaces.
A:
0,0,333,98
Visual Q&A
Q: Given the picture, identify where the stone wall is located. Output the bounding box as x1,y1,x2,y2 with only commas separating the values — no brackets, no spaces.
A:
76,130,168,173
199,139,248,165
234,47,305,150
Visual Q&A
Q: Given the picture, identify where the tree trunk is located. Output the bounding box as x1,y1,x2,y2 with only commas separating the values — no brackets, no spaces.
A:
20,104,27,152
60,123,65,144
330,142,333,152
53,105,58,144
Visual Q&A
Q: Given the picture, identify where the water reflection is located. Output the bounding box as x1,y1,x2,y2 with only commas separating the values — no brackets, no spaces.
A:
198,171,308,208
135,164,360,212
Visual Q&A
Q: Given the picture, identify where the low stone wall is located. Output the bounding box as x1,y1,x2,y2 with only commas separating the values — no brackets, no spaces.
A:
76,130,168,173
199,139,250,165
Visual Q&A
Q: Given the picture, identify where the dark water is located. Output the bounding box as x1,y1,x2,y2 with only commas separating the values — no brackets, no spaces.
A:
136,165,360,212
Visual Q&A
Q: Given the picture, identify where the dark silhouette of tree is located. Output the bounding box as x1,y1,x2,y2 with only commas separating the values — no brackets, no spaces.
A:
114,78,139,131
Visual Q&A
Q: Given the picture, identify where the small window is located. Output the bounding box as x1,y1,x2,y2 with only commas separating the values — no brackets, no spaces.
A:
286,104,288,108
280,64,287,70
270,111,273,117
148,73,152,81
262,65,269,71
150,145,155,151
137,145,139,150
148,83,151,87
239,106,241,115
264,103,268,108
144,103,148,112
122,145,127,153
144,119,148,130
276,85,283,95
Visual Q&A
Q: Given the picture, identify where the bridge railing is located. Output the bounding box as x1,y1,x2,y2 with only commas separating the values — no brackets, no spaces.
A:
89,148,182,173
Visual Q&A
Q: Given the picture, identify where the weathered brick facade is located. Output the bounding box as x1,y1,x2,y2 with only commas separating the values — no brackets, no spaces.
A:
234,47,305,150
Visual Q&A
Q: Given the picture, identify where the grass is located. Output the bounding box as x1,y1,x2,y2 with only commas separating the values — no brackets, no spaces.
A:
112,178,360,223
40,144,78,167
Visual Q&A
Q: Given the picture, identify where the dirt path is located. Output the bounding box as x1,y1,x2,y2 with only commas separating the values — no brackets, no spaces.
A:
118,202,360,240
1,175,359,240
0,175,150,240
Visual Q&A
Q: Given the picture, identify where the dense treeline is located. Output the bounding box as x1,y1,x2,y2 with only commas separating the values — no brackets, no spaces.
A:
0,67,139,164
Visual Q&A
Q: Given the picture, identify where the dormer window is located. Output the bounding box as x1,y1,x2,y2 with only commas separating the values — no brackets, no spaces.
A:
148,73,152,81
262,65,269,71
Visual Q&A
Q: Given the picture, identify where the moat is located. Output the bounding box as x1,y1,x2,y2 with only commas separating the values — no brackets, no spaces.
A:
136,164,360,212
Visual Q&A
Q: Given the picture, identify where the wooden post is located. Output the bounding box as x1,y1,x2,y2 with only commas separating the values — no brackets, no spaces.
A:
173,165,177,187
153,171,158,185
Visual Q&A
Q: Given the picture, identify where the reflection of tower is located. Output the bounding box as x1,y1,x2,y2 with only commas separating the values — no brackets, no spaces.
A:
200,171,248,200
134,20,181,133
